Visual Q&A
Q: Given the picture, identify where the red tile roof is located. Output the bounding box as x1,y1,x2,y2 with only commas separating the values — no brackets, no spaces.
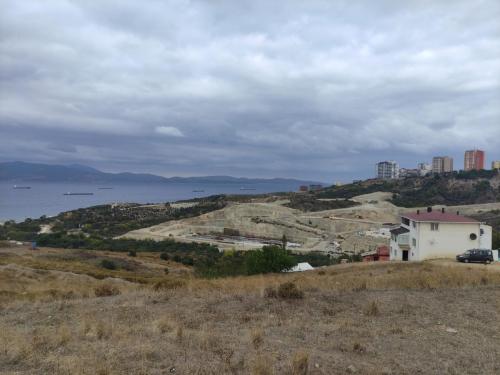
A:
402,211,478,223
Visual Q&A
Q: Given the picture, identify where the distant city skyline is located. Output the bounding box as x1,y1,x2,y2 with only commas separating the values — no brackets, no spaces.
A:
1,1,499,182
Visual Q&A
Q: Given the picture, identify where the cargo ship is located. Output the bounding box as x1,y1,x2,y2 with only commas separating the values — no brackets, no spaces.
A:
13,185,31,189
63,192,94,196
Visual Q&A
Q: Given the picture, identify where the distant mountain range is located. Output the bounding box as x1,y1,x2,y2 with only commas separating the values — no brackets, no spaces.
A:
0,161,324,186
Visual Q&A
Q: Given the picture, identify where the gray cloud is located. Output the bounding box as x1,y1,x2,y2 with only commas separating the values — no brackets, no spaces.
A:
1,0,499,181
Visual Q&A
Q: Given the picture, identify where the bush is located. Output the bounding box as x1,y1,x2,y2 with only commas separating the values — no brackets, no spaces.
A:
264,286,278,298
160,252,170,261
128,250,137,257
100,259,117,270
245,246,297,275
153,278,186,291
94,285,120,297
277,282,304,299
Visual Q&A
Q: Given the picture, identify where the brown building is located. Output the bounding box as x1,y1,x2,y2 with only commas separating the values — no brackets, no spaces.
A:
464,149,485,171
432,156,453,174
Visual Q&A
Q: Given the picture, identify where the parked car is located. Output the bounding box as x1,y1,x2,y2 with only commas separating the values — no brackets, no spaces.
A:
456,249,493,264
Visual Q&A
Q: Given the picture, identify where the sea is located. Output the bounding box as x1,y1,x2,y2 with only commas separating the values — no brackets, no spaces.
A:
0,181,303,222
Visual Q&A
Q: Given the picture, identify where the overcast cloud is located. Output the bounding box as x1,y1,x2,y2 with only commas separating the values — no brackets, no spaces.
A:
1,0,499,181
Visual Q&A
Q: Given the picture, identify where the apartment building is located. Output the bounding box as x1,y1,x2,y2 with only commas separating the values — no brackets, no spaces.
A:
464,149,485,171
492,161,500,170
376,161,399,180
417,163,432,176
432,156,453,174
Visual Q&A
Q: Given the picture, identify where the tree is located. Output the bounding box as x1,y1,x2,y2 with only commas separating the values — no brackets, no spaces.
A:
245,245,297,275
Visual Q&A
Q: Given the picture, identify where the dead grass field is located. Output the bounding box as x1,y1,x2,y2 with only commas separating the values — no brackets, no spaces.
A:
1,245,499,374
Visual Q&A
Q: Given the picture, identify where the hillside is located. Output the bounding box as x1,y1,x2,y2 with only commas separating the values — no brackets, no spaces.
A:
1,243,499,374
317,170,500,207
0,161,322,185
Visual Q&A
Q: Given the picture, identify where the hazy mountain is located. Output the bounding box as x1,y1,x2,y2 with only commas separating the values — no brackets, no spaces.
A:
0,161,325,185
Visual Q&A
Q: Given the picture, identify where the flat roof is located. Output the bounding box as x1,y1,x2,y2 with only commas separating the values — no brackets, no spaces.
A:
402,211,478,223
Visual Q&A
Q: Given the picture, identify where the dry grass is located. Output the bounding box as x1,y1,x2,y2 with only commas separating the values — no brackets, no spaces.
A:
1,246,500,374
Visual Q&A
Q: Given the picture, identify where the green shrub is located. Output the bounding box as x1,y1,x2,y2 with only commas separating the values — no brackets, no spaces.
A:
100,259,117,270
128,250,137,257
245,246,297,275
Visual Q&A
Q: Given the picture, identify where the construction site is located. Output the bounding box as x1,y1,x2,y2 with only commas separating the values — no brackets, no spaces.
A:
122,192,500,256
122,193,397,255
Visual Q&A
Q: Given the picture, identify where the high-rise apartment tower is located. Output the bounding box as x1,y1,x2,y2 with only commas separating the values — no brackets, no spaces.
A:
464,149,485,171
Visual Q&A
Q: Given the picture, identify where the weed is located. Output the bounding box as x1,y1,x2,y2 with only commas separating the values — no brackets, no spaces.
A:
96,321,111,340
277,282,304,299
153,278,186,291
176,325,184,342
156,318,173,334
365,300,379,316
352,342,365,353
264,286,278,298
94,285,120,297
252,355,273,375
353,280,367,291
251,328,264,350
290,351,309,375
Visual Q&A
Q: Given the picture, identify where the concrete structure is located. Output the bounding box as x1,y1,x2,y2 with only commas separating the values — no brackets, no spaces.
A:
464,149,485,171
432,156,453,174
417,163,432,176
390,208,492,261
376,161,399,180
362,245,390,262
492,161,500,170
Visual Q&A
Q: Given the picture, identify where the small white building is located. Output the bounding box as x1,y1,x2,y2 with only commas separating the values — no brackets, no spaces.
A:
286,262,314,272
390,208,492,261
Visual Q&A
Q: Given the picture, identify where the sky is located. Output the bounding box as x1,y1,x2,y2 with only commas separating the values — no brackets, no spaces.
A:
1,0,499,182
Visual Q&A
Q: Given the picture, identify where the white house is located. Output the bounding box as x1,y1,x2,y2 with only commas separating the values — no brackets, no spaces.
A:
390,208,492,261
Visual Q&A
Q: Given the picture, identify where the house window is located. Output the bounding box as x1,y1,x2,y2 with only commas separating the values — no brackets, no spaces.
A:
480,229,484,235
412,221,416,228
412,238,416,246
430,223,439,231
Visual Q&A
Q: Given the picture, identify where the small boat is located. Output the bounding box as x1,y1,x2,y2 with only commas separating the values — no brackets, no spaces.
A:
240,187,257,191
192,190,205,193
63,192,94,196
97,187,113,190
13,185,31,189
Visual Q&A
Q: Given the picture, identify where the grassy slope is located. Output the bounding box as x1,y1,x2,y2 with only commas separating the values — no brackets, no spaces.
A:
1,245,500,375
